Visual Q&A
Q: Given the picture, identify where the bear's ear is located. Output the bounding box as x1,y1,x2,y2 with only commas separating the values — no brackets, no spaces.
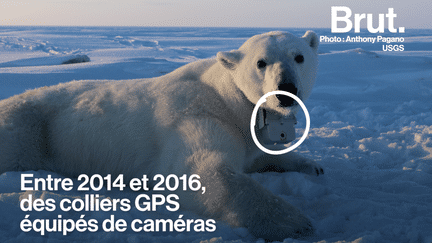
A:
302,31,319,53
217,50,243,70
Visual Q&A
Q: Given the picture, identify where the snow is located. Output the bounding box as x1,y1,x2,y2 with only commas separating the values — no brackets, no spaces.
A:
1,26,432,243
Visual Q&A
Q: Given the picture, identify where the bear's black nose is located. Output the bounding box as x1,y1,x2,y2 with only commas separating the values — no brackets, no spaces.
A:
277,83,298,107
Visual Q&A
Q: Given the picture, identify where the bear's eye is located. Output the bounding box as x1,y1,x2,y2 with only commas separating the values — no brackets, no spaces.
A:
294,54,304,64
257,59,267,69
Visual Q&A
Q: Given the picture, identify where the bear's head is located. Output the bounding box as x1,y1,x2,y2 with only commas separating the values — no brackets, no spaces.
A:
217,31,319,116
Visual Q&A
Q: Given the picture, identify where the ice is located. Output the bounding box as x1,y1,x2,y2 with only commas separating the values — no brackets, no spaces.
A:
1,27,432,242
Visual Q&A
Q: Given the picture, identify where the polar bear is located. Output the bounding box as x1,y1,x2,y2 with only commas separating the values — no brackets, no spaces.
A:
0,31,323,241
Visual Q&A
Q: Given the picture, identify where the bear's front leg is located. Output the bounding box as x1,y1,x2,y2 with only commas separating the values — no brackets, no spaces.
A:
247,153,324,176
195,162,314,241
174,119,314,241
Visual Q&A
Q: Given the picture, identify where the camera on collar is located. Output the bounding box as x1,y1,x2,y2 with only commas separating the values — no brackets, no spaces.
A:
255,108,297,145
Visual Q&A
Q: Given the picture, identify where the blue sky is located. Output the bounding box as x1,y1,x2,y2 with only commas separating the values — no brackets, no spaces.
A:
0,0,431,28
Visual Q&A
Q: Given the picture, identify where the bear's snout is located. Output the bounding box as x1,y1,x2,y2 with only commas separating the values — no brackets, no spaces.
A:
272,63,299,107
277,82,298,107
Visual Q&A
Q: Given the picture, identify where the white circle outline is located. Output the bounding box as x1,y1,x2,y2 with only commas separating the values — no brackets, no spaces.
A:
250,91,310,155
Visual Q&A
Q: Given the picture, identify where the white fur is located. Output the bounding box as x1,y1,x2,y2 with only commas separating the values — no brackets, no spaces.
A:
0,31,323,241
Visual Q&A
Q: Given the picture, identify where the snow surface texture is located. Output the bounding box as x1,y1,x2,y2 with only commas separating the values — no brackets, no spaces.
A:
0,27,431,243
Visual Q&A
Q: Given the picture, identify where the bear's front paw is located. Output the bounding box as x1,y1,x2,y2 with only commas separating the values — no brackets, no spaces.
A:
301,159,324,176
